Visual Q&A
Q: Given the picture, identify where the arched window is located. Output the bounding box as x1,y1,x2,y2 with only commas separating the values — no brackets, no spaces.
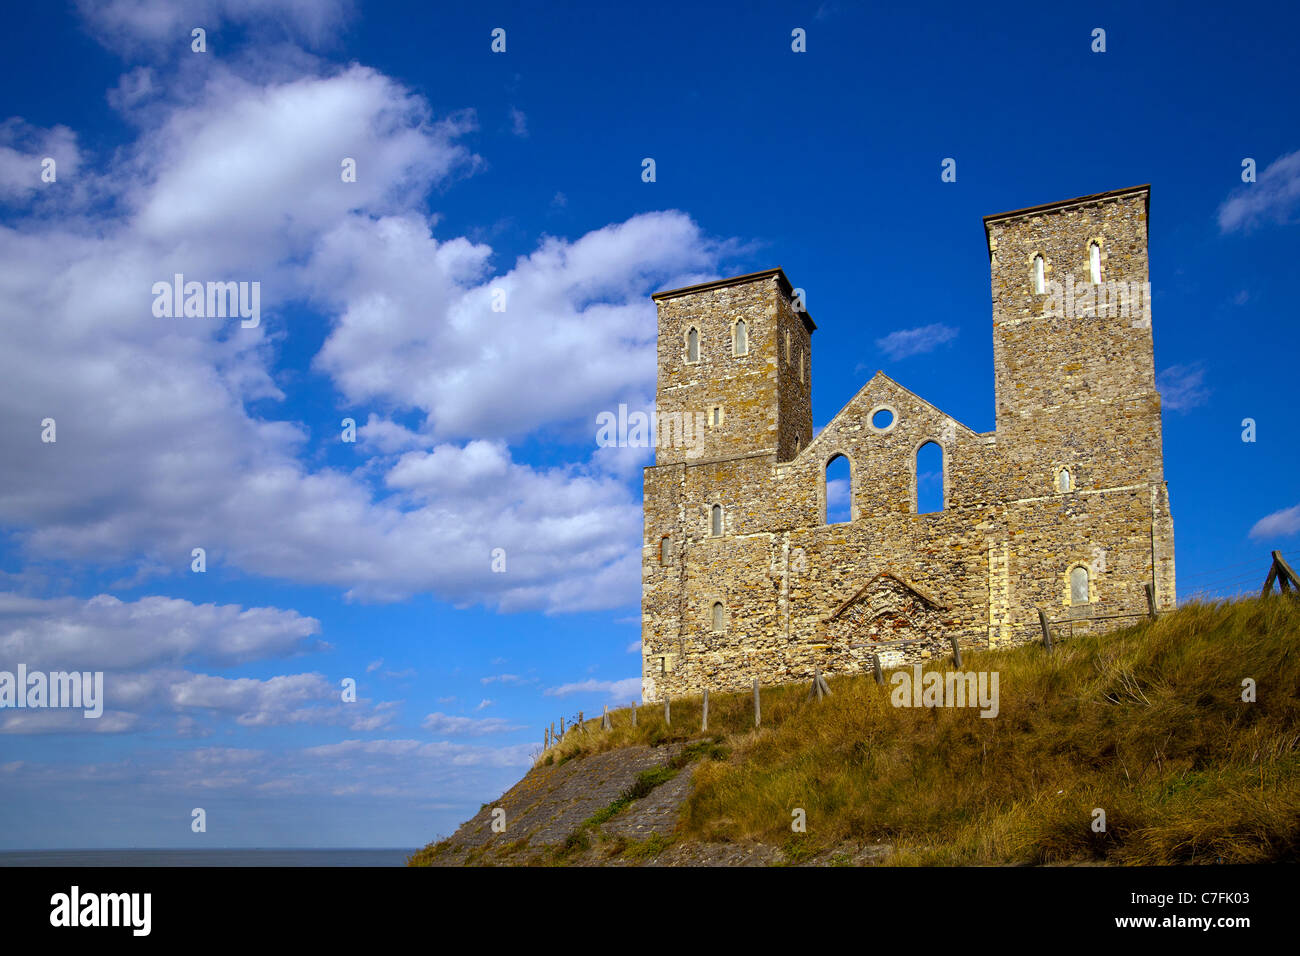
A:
712,601,724,632
710,504,722,536
825,454,851,524
784,329,791,364
1056,468,1073,493
1089,242,1101,284
916,441,944,513
796,348,803,383
1070,566,1089,605
658,536,669,564
734,319,747,356
1033,254,1045,294
686,327,699,362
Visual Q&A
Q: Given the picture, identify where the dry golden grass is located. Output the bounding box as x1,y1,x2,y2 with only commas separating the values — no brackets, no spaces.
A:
546,597,1300,865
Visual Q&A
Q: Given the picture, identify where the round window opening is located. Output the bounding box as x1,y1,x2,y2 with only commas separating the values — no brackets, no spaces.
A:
871,408,895,430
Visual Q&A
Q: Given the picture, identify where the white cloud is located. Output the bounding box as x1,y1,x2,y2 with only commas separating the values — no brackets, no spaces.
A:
171,671,335,725
544,676,641,701
304,737,532,770
1218,150,1300,232
0,709,141,735
0,666,398,734
625,640,641,654
1156,363,1209,412
0,119,82,202
0,60,728,614
126,65,481,269
1249,504,1300,539
826,477,849,508
77,0,355,55
875,323,959,361
310,209,723,441
421,712,524,735
508,106,527,137
0,592,322,670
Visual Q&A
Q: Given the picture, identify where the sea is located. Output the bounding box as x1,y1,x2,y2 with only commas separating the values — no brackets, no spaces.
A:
0,849,415,867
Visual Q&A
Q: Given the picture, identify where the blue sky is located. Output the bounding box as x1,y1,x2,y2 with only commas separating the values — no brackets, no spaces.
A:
0,0,1296,849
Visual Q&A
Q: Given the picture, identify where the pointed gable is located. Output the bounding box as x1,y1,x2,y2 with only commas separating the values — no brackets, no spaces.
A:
822,571,953,646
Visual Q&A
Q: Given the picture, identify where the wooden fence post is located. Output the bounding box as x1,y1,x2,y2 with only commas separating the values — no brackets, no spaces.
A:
872,654,884,686
559,716,565,736
950,636,962,668
808,668,830,700
702,688,709,731
1144,582,1157,619
631,702,637,727
1262,550,1300,597
1037,607,1053,652
602,705,611,731
753,678,761,727
664,696,671,725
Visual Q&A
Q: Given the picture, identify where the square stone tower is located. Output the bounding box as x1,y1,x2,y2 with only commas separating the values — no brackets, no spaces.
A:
649,268,815,465
984,185,1163,489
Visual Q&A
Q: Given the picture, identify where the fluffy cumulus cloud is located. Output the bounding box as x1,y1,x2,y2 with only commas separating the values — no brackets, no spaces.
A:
310,208,720,441
0,58,726,613
0,592,322,670
0,120,82,201
0,592,401,734
0,10,728,829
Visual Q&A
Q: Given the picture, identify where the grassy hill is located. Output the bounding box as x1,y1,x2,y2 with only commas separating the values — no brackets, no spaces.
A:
411,597,1300,866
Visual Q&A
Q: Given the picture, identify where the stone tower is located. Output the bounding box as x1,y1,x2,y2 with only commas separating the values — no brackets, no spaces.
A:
984,185,1175,606
985,186,1162,487
649,268,814,466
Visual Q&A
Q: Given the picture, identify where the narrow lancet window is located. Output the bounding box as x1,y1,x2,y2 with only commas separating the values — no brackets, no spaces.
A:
825,454,851,524
710,504,722,536
916,441,945,513
686,327,699,362
734,319,747,355
1089,242,1101,284
1070,566,1090,604
1033,254,1045,294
